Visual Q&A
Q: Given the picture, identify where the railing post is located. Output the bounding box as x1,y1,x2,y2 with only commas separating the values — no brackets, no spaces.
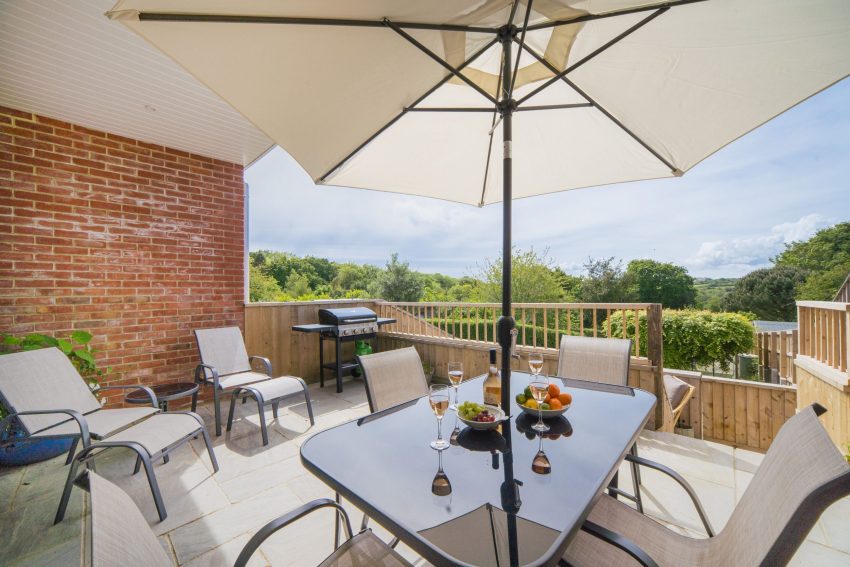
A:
646,303,664,428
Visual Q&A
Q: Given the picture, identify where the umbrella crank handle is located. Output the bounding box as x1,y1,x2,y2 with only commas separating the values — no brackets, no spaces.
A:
510,328,519,360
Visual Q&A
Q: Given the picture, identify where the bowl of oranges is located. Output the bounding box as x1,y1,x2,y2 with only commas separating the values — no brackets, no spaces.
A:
515,383,572,419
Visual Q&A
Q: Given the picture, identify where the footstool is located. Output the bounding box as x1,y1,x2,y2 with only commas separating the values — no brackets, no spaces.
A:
226,376,315,445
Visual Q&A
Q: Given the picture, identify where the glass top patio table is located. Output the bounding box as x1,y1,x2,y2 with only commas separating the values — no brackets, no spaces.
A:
300,371,655,567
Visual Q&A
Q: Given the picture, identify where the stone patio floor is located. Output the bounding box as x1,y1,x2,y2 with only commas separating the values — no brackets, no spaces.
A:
1,379,848,566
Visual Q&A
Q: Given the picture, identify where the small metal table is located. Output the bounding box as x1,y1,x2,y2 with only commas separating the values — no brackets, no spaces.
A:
125,382,199,411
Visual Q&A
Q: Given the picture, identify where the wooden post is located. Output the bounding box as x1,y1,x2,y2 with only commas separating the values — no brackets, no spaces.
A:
646,303,664,429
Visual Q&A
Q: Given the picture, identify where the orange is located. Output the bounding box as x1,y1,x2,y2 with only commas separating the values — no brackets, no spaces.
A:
544,393,551,404
548,399,563,410
525,399,538,409
558,392,572,406
548,384,560,398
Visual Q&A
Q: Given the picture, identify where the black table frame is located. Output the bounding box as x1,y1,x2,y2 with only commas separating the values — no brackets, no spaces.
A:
124,382,199,412
301,374,654,567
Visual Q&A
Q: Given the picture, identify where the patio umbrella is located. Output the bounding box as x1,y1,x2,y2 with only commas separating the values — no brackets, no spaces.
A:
108,0,850,415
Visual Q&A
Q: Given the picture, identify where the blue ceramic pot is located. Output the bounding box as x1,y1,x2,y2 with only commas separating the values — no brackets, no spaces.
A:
0,429,73,466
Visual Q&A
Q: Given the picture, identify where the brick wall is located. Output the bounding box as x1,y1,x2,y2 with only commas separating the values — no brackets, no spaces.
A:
0,106,245,406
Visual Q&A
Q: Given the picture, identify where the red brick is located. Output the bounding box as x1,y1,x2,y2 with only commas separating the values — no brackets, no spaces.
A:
2,106,245,408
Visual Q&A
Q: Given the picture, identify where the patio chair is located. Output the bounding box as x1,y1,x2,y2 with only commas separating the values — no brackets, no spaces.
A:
562,403,850,566
556,336,646,510
194,326,313,436
660,373,695,433
356,347,429,413
76,469,411,567
0,347,218,524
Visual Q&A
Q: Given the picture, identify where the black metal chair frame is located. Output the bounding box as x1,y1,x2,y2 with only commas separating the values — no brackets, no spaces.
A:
54,410,219,524
226,379,315,446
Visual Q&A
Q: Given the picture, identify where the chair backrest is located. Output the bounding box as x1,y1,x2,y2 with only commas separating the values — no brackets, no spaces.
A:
0,347,101,434
86,471,171,567
358,347,429,413
710,404,850,566
194,327,251,378
556,336,632,387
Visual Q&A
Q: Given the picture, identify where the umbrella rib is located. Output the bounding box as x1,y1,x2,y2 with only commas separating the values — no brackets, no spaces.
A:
525,0,708,31
508,0,535,97
515,103,592,111
516,7,669,107
405,107,498,112
383,19,498,106
517,42,680,174
136,12,497,34
318,37,499,183
479,58,506,207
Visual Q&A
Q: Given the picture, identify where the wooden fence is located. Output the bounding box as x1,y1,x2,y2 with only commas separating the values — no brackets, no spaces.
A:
797,301,849,374
756,330,797,384
834,272,850,303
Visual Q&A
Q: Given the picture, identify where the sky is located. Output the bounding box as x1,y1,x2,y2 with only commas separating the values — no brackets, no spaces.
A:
246,78,850,280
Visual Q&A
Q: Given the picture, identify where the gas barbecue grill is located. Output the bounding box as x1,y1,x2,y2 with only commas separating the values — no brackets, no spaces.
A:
292,307,395,393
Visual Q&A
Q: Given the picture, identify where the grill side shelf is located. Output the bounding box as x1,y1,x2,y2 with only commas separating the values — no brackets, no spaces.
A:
292,324,335,333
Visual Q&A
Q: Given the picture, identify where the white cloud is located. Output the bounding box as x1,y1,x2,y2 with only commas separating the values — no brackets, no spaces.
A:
690,214,829,272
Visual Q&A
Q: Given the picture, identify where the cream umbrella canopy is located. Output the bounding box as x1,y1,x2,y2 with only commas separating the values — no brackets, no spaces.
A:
108,0,850,415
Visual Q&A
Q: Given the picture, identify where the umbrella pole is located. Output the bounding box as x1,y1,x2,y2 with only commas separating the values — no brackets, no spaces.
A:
498,25,517,418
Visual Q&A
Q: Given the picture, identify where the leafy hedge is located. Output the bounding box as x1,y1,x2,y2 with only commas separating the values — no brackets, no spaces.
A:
606,309,753,373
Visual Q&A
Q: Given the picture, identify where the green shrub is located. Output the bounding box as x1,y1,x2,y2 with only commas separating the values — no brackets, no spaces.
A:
606,310,754,373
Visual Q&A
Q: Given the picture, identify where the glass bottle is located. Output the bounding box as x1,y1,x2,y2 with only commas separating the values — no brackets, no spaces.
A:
483,348,501,406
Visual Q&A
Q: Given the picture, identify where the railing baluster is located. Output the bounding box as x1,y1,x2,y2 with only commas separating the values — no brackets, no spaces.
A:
592,308,598,338
543,308,548,349
635,309,641,357
621,309,627,339
579,308,584,337
567,308,572,336
607,308,611,338
555,308,560,349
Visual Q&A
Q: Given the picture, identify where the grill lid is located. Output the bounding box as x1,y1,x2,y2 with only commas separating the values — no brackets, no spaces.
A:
318,307,377,325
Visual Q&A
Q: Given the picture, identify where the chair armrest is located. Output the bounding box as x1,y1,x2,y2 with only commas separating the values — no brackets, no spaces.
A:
0,409,91,448
249,356,273,377
625,453,715,536
234,499,353,567
194,363,220,388
94,385,158,408
580,520,659,567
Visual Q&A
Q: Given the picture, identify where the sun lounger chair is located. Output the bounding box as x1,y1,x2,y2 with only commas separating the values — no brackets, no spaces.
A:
194,326,313,436
0,347,218,524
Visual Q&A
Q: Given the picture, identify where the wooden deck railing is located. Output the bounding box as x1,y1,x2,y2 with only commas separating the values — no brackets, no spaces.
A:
797,301,849,375
756,330,798,384
834,272,850,303
376,302,661,358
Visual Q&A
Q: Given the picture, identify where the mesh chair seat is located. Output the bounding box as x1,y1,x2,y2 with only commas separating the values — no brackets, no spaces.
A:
357,347,429,413
106,412,205,455
30,406,159,439
556,335,632,386
88,472,173,567
563,405,850,566
213,371,271,390
318,530,412,567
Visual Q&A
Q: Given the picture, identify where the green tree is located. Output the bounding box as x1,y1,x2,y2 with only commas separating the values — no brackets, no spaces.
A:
722,266,807,321
477,247,566,303
625,259,696,308
377,253,423,301
283,271,312,298
775,222,850,300
577,257,633,303
249,264,286,302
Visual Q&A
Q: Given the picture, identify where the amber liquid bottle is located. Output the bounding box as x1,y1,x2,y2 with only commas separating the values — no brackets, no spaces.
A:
483,348,501,406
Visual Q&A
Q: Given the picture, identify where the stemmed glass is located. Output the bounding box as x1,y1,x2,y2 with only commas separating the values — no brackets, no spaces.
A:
531,434,552,475
528,351,544,378
529,376,550,432
429,384,450,451
431,449,452,496
447,361,463,410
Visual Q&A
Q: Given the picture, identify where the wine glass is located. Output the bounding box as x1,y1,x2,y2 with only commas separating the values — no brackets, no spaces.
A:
528,351,544,377
431,449,452,496
529,376,550,432
531,434,552,475
429,384,450,451
447,361,463,410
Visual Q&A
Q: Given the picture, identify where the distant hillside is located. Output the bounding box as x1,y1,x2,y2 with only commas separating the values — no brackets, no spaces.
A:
694,277,738,311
